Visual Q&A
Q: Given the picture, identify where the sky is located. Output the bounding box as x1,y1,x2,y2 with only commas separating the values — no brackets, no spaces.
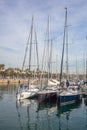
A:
0,0,87,73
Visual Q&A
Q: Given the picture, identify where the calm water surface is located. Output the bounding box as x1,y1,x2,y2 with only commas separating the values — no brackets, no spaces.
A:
0,84,87,130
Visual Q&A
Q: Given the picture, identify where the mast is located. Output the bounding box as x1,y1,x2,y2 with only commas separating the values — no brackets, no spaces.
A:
56,55,59,79
60,8,66,84
50,39,53,79
47,16,50,80
22,28,31,71
29,16,34,71
35,30,39,71
65,7,69,81
60,7,69,85
28,16,34,88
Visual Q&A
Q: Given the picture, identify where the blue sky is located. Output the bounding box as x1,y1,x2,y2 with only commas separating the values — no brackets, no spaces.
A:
0,0,87,73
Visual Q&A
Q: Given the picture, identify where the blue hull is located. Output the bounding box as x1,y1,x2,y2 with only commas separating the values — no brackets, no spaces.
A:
59,94,81,105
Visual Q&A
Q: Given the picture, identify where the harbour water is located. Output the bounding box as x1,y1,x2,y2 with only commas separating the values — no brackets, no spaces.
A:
0,84,87,130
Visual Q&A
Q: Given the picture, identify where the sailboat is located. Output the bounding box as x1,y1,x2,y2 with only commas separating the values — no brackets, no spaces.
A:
37,16,58,102
58,8,81,105
16,16,39,100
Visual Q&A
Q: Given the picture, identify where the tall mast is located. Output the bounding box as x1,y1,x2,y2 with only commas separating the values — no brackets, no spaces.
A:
50,39,53,79
28,16,33,88
65,7,69,81
22,30,31,71
35,30,39,71
29,16,34,71
47,16,50,80
60,8,66,84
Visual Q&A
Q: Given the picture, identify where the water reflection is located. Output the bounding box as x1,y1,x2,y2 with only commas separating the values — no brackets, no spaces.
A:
36,100,57,113
57,101,81,116
84,98,87,106
16,98,82,130
16,99,57,130
16,99,31,130
16,99,31,107
36,100,57,130
0,84,18,96
0,84,86,130
0,95,3,101
56,101,82,130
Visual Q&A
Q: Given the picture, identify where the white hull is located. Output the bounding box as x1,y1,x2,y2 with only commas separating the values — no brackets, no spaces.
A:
16,88,39,100
48,79,60,86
